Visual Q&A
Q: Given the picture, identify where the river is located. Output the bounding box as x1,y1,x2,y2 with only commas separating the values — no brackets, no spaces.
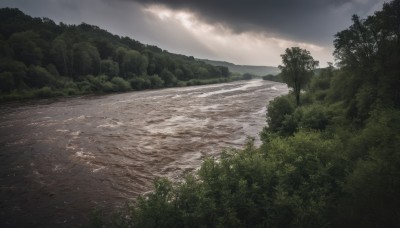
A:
0,79,288,227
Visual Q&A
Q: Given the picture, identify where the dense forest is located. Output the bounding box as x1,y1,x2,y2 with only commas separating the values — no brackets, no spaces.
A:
0,8,239,102
94,1,400,227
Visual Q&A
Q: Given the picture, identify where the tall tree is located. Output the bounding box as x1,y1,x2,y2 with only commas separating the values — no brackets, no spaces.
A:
334,0,400,108
279,47,319,106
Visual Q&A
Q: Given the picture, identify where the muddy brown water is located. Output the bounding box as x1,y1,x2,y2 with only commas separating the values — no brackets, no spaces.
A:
0,79,288,227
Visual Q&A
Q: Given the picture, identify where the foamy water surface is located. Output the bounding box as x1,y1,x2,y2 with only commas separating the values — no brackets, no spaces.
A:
0,79,288,227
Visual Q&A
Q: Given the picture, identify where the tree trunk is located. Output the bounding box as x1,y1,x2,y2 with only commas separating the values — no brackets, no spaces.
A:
295,91,300,107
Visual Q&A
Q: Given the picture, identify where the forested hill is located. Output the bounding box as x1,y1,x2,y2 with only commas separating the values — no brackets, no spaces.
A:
0,8,235,101
199,59,280,76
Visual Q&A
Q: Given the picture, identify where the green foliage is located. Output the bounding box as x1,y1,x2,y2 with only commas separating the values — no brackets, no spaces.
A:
299,104,330,131
337,110,400,227
132,178,178,227
101,59,119,77
34,86,55,98
0,7,235,102
194,66,209,79
111,77,131,92
310,74,330,92
0,60,28,89
262,74,282,82
279,47,319,106
160,69,177,87
129,76,151,90
26,65,56,88
201,59,279,76
8,30,44,65
334,0,400,114
242,73,253,80
104,134,346,228
265,95,295,134
0,71,15,92
149,74,164,89
72,42,101,76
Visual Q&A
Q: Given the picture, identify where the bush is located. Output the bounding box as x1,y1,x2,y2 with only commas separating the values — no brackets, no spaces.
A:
101,59,119,77
299,104,330,131
176,81,186,87
266,95,295,133
26,65,56,88
242,73,253,80
76,80,94,93
0,71,15,92
310,75,330,91
34,86,64,98
130,76,151,90
337,110,400,227
149,74,164,89
103,133,345,228
111,77,131,92
85,74,116,92
262,74,282,82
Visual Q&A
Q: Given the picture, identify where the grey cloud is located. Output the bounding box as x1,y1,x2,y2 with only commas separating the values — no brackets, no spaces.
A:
129,0,385,45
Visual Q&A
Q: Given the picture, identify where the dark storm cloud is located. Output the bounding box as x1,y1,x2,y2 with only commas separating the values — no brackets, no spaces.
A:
130,0,384,45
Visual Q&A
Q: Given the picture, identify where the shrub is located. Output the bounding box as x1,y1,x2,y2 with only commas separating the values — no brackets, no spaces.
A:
130,76,151,90
299,104,330,131
35,86,53,98
0,71,15,92
26,65,56,88
242,73,253,80
85,74,116,92
149,74,164,89
111,77,131,92
266,95,295,133
104,134,345,228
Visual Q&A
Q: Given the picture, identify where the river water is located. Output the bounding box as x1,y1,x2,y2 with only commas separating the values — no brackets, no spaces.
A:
0,79,287,227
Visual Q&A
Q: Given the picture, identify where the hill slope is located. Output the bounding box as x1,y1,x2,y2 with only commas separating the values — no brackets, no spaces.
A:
0,8,243,101
199,59,280,76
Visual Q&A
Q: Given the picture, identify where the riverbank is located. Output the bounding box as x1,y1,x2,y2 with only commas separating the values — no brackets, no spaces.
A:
0,75,253,103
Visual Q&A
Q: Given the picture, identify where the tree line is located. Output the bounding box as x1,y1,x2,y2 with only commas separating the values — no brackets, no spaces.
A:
94,1,400,227
0,8,235,101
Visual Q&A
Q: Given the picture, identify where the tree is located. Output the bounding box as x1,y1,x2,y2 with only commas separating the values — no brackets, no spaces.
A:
334,0,400,108
279,47,319,106
120,49,141,77
26,65,56,88
217,66,230,77
51,37,69,76
100,59,119,77
72,42,101,77
160,68,177,87
8,31,43,65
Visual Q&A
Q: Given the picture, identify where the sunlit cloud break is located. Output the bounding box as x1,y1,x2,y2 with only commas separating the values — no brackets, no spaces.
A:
143,4,331,66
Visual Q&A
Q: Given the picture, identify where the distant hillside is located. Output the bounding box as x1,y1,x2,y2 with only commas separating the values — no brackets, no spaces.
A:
199,59,280,76
0,8,253,102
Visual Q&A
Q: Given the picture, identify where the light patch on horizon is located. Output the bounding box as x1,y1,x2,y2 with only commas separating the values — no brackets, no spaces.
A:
144,4,333,66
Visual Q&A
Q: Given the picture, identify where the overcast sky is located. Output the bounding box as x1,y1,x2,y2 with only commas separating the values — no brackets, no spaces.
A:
0,0,386,67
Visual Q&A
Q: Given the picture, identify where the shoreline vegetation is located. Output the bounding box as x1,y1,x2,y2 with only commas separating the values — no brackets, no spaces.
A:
92,1,400,227
0,8,259,103
0,75,253,103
